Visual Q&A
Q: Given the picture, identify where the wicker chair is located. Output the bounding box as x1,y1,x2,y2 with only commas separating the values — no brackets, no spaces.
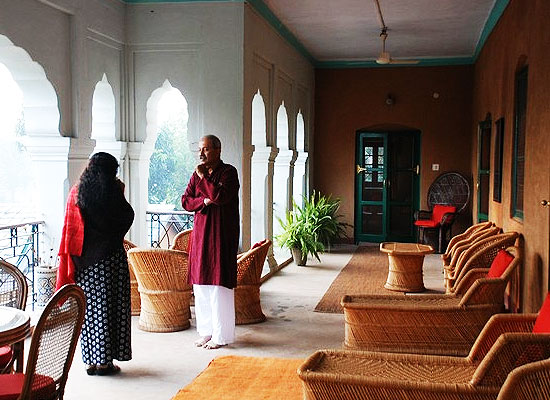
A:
341,246,522,356
123,240,140,316
235,239,271,325
0,260,28,374
446,232,519,293
127,248,192,332
171,229,192,253
298,325,550,400
0,284,86,400
497,358,550,400
441,221,494,266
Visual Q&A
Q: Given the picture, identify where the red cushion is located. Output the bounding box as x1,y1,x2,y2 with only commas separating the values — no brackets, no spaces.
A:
432,205,456,224
251,239,267,250
414,220,439,228
533,293,550,333
0,373,55,400
487,249,514,278
0,346,12,367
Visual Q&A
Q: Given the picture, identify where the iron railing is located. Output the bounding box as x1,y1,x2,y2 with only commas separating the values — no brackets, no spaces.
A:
0,221,44,308
146,210,194,248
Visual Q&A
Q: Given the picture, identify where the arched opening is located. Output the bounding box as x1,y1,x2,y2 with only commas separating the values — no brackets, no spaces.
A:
250,90,269,244
0,34,68,266
91,73,125,163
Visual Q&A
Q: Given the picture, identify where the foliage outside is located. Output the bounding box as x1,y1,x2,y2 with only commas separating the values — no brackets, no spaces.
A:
276,191,348,262
148,114,195,210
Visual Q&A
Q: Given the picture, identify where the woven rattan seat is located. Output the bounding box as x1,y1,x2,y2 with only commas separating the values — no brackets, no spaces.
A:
0,284,86,400
341,246,522,356
127,248,192,332
0,260,28,374
235,240,271,324
446,232,518,293
441,221,494,266
497,358,550,400
123,240,140,316
171,229,192,253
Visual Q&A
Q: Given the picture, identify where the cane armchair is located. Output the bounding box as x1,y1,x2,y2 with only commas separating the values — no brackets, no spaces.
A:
171,229,192,253
497,358,550,400
341,246,522,356
298,328,550,400
235,239,271,324
446,232,519,293
127,248,192,332
0,284,86,400
441,221,494,266
0,260,28,374
123,240,140,316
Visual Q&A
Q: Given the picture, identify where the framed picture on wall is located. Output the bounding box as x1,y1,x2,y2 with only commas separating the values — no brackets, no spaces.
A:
493,117,504,203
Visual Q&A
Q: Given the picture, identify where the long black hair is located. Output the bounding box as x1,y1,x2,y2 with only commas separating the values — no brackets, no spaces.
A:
77,152,120,212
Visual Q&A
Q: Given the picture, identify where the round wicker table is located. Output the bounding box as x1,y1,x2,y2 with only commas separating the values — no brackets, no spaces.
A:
380,242,434,292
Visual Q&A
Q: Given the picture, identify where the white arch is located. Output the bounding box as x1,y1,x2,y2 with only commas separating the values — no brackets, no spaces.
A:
251,90,266,147
250,90,268,244
0,34,68,262
276,102,289,149
293,111,307,206
91,73,116,142
273,102,290,239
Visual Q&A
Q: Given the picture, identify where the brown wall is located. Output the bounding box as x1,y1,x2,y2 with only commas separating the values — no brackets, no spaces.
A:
472,0,550,311
314,66,474,238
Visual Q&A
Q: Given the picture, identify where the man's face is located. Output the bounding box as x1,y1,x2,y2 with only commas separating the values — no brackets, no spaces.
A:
198,138,221,167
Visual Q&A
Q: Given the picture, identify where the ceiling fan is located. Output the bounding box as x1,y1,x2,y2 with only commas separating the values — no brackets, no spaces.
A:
376,27,420,65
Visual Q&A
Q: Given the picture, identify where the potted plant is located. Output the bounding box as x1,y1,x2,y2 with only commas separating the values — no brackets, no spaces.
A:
276,191,348,266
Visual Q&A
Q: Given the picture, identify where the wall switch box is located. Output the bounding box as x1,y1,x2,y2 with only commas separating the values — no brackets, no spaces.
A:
432,164,439,171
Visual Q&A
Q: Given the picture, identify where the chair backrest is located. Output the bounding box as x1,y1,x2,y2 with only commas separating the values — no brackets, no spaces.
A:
0,259,28,310
427,172,470,214
496,358,550,400
171,229,192,253
459,245,522,306
19,284,86,400
127,248,191,291
123,239,136,252
237,240,271,286
451,232,519,292
449,225,502,269
444,221,493,257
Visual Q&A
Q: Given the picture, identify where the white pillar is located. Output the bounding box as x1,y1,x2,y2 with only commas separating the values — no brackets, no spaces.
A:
293,151,309,208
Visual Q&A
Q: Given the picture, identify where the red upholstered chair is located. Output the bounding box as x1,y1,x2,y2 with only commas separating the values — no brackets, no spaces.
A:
414,204,457,253
0,284,85,400
0,260,28,374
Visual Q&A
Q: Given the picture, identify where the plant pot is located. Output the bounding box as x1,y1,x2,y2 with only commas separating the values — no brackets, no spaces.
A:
291,248,307,266
34,266,58,308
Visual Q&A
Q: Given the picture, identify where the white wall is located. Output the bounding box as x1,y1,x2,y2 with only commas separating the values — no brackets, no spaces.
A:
243,4,315,265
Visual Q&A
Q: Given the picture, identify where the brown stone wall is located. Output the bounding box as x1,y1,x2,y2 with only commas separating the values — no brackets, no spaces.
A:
314,66,474,239
472,0,550,311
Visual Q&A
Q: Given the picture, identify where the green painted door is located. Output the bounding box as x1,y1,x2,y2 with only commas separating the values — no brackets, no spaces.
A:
355,131,420,243
477,116,492,222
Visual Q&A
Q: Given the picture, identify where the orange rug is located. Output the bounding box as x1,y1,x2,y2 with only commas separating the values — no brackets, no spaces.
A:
171,355,304,400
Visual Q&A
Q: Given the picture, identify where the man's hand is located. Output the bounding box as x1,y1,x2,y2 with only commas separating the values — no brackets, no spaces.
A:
195,164,208,179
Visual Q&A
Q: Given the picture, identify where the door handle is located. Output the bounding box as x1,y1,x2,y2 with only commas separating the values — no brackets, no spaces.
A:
415,165,420,175
542,200,550,208
356,164,367,174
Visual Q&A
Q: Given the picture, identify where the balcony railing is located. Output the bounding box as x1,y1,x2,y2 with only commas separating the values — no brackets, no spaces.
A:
146,210,194,248
0,221,44,308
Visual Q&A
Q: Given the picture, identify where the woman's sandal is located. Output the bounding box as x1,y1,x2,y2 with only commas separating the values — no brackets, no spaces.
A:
86,364,97,376
96,362,121,376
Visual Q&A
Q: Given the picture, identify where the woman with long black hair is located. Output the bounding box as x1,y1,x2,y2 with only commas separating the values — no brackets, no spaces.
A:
57,152,134,376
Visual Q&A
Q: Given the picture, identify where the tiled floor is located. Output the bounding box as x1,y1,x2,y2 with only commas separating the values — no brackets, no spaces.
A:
52,244,445,399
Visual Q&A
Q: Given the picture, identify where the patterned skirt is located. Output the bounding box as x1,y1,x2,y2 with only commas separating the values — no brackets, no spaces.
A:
75,247,132,365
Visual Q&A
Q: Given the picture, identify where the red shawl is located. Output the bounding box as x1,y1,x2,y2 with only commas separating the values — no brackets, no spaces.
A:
56,185,84,290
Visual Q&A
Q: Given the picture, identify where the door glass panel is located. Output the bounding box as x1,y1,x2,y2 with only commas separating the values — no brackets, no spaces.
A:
480,174,490,215
390,171,413,202
481,128,491,170
361,138,384,202
362,205,383,235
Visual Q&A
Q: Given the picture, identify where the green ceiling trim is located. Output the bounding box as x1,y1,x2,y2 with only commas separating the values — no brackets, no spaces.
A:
473,0,510,60
246,0,316,64
316,57,474,69
124,0,241,3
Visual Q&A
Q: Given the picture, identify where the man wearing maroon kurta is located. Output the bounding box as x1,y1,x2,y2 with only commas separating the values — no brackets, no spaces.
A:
181,135,240,349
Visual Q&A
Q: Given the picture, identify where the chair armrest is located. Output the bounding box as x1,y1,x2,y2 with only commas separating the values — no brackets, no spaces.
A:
452,268,489,295
440,212,456,226
459,277,507,306
469,313,538,361
471,332,550,386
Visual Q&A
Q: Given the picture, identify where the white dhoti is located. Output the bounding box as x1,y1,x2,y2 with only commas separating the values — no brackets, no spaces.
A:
193,284,235,345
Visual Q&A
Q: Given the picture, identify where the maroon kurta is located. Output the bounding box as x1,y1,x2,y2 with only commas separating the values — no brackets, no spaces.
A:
181,161,240,289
